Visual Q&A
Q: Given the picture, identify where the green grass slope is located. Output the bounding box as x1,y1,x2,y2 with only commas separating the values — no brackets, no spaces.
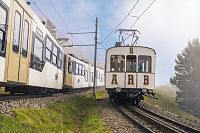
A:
0,95,111,133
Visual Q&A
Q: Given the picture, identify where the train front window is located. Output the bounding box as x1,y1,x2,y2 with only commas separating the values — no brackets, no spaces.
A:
0,5,7,53
110,55,125,72
126,55,136,72
138,56,151,73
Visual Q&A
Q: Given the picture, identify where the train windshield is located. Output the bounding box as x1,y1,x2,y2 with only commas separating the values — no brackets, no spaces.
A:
138,56,151,73
126,55,136,72
110,55,125,72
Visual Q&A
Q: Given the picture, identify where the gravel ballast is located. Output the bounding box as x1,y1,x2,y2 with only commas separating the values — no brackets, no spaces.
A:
97,99,143,133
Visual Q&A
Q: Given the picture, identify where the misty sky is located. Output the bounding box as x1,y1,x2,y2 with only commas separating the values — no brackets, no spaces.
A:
29,0,200,85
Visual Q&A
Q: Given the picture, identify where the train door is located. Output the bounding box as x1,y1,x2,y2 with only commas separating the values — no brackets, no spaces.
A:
125,55,137,89
7,0,30,84
64,55,73,88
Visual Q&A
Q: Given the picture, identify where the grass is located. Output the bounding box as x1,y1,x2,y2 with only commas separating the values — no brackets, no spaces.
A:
144,87,200,122
0,94,111,133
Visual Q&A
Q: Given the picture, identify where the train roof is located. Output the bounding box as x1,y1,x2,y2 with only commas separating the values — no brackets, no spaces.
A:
106,46,156,55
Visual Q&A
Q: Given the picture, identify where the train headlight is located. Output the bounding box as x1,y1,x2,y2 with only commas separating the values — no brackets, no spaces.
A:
116,87,121,92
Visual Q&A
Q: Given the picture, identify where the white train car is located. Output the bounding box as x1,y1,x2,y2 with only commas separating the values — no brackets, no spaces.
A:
0,0,104,94
0,0,64,94
63,53,104,91
105,46,156,105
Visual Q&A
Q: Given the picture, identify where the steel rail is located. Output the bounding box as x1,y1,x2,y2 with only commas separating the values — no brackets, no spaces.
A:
111,101,155,133
137,106,200,133
128,106,190,133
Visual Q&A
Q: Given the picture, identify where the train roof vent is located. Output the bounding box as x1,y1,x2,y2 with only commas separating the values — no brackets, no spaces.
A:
115,42,122,47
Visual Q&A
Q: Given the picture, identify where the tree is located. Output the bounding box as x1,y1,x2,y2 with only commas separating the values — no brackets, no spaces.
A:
170,39,200,116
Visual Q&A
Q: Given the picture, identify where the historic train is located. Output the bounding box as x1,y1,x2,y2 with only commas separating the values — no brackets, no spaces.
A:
0,0,104,94
105,29,156,105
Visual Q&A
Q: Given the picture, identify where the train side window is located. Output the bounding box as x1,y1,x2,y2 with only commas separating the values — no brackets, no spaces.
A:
33,37,43,61
0,30,5,52
78,64,82,75
22,20,29,57
0,5,7,53
75,62,79,75
68,57,72,73
45,38,52,61
138,56,151,73
91,72,94,82
110,55,125,72
85,70,88,82
52,45,57,65
57,49,62,68
12,11,21,53
83,66,85,76
126,55,136,72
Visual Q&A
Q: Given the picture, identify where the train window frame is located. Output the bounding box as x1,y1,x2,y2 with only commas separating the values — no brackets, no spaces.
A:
32,36,44,72
85,70,88,82
57,49,62,69
68,57,72,74
75,62,79,75
52,44,57,65
33,37,44,62
45,37,53,62
22,20,29,57
12,11,21,53
138,55,152,73
0,4,7,55
110,55,125,72
126,55,137,72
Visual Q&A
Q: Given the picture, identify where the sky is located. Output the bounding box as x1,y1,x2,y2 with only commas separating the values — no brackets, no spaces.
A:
29,0,200,85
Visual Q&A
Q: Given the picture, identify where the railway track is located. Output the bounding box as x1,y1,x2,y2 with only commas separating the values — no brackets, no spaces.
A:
0,88,92,101
112,101,200,133
0,94,51,101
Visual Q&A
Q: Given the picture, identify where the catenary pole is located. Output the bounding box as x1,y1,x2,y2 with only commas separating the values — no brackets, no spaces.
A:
93,17,98,99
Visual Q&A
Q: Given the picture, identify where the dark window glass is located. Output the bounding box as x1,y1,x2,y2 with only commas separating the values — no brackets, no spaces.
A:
110,55,125,72
33,37,43,61
68,57,72,73
45,38,52,61
85,70,88,82
0,6,6,26
57,50,62,68
52,45,57,64
0,30,4,52
91,72,94,82
79,64,82,75
126,55,136,72
75,62,78,75
0,6,7,53
12,11,21,53
138,56,151,73
22,20,29,57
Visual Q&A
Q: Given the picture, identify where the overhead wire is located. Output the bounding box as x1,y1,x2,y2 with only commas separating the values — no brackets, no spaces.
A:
72,0,94,22
100,0,140,45
130,0,157,29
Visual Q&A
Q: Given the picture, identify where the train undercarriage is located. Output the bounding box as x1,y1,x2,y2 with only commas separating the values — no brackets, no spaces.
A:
107,88,156,105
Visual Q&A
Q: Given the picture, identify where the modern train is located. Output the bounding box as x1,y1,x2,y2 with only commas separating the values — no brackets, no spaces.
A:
0,0,104,94
105,30,156,105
